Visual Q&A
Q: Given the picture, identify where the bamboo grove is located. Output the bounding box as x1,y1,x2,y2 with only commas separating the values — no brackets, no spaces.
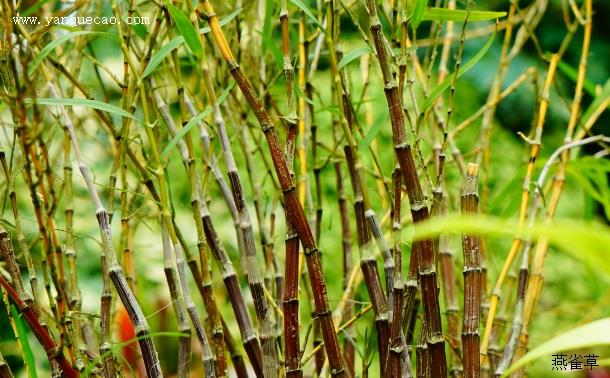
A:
0,0,608,377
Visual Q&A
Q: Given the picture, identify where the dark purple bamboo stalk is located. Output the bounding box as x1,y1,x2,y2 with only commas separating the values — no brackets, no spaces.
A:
364,1,447,376
461,163,481,378
333,118,355,376
279,4,302,374
200,201,264,377
0,274,78,378
199,2,346,376
200,61,278,377
437,193,463,378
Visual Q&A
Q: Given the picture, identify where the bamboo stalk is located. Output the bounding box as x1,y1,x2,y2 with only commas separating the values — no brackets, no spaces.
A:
0,151,40,316
199,2,346,376
323,4,396,374
161,226,192,378
514,2,593,367
387,165,411,378
153,66,228,376
461,163,481,378
333,118,355,377
200,58,278,376
0,274,78,377
365,1,447,376
200,198,264,377
48,80,162,377
279,4,302,376
480,54,559,363
437,194,463,378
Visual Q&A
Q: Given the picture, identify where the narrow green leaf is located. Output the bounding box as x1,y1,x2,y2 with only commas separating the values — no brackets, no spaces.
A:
141,8,242,80
338,46,372,70
556,58,597,97
407,214,610,277
315,104,341,116
25,97,138,120
166,2,203,57
10,305,38,378
421,28,496,114
161,81,235,160
28,31,118,76
290,0,325,31
411,0,428,29
502,318,610,376
130,23,147,39
422,8,506,22
359,111,389,150
142,37,184,79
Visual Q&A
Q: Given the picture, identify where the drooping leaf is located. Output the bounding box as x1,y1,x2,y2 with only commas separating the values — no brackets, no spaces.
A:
421,27,496,114
502,318,610,376
290,0,324,31
11,305,38,378
338,46,372,70
28,31,118,76
25,97,138,120
422,8,506,22
161,81,235,160
407,214,610,277
141,8,242,80
166,2,203,57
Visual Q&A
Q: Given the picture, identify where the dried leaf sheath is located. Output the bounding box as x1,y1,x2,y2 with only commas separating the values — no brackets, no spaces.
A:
461,163,481,378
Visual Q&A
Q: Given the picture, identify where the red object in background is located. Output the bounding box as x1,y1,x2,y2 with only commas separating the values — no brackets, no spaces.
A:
116,305,140,369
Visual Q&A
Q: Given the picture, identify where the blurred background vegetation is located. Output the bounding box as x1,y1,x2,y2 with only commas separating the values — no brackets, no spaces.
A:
1,0,610,376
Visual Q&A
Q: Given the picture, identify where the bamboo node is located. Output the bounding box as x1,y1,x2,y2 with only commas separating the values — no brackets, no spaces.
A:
261,122,273,133
313,309,331,318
